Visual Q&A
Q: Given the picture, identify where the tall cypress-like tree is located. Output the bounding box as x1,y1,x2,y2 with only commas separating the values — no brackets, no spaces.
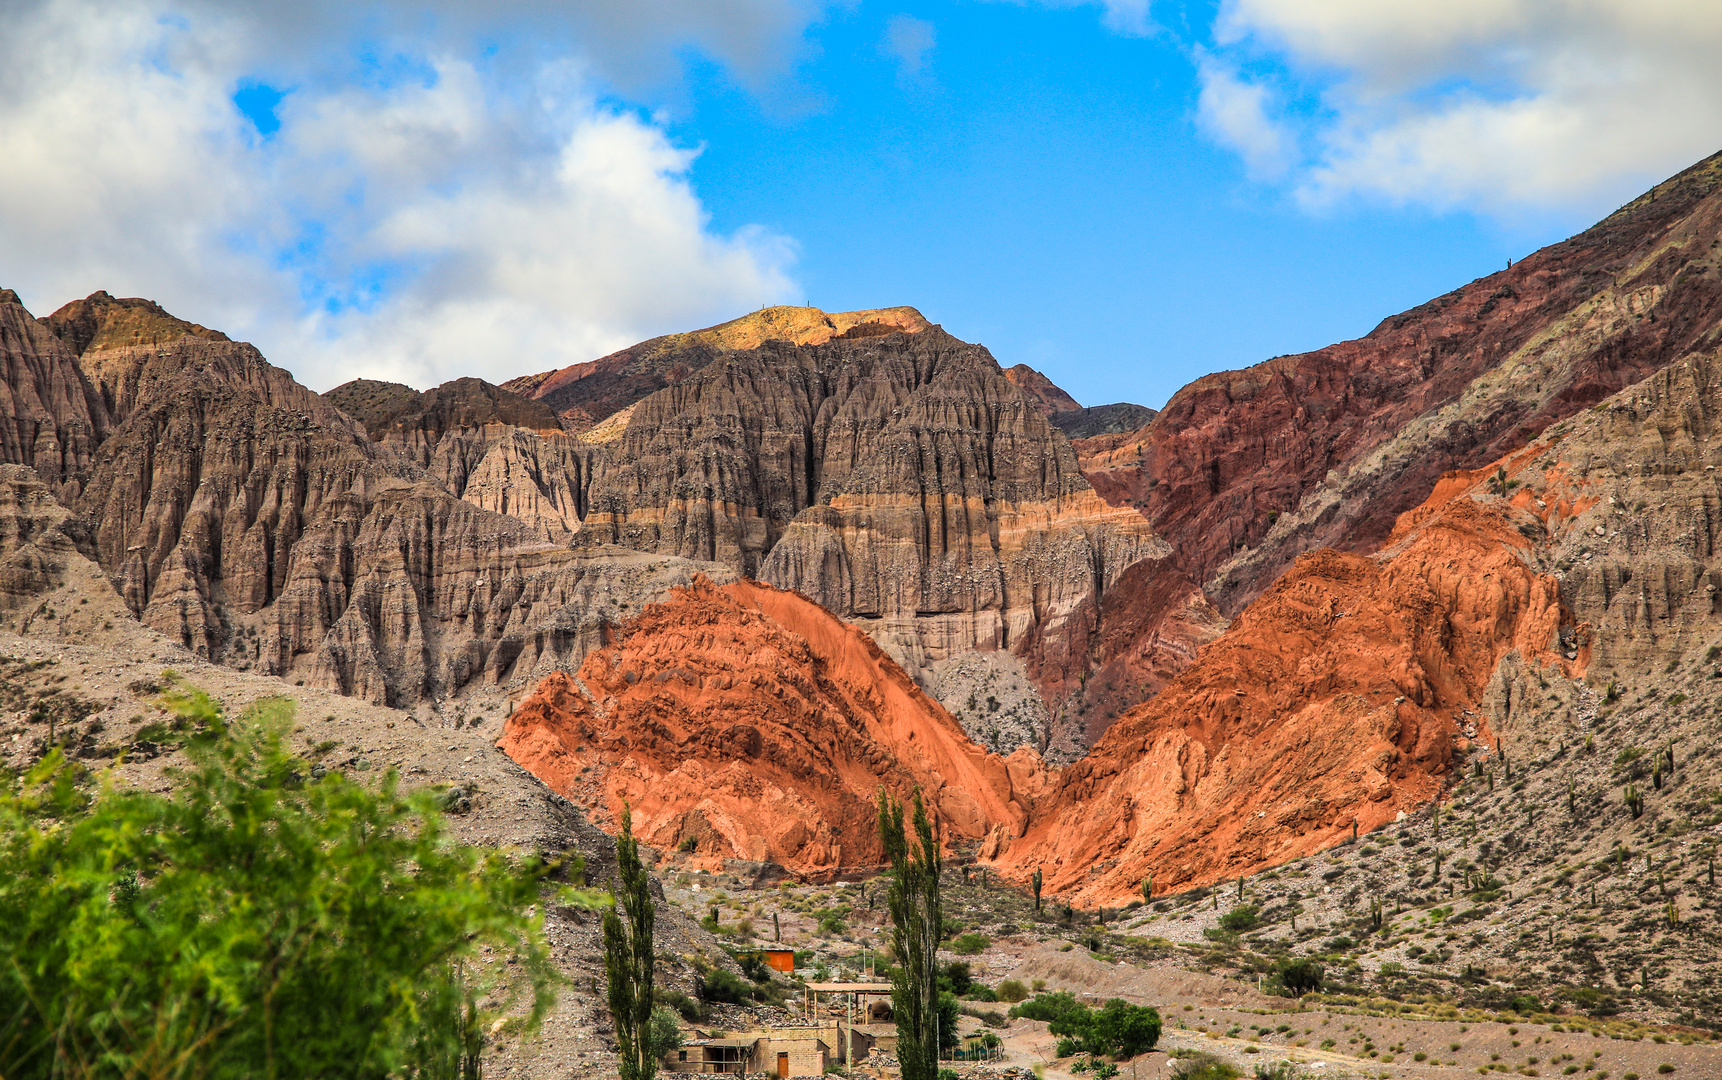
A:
878,788,941,1080
604,805,656,1080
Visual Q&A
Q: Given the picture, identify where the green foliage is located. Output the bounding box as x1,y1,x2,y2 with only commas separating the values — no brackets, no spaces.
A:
1170,1051,1243,1080
951,932,990,955
814,905,850,935
700,967,753,1005
605,805,658,1080
1010,991,1084,1024
1036,996,1160,1059
1219,904,1260,932
1277,959,1324,997
879,789,942,1080
1055,1038,1080,1058
0,686,563,1080
1092,1063,1119,1080
938,991,960,1053
996,979,1029,1003
648,1006,684,1061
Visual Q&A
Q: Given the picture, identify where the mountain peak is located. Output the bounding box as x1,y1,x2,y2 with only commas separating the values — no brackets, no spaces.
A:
44,290,229,356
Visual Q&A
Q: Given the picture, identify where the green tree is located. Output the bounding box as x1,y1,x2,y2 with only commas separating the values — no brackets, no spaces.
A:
0,685,562,1080
647,1006,684,1062
605,804,658,1080
1091,999,1161,1057
879,788,942,1080
1277,958,1323,997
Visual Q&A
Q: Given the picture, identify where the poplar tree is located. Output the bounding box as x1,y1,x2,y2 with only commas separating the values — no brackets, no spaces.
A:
604,805,657,1080
879,788,941,1080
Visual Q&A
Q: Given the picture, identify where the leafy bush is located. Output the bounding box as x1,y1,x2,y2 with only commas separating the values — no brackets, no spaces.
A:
701,967,754,1004
815,906,850,935
1170,1051,1243,1080
0,686,564,1080
1011,991,1084,1024
996,978,1029,1003
940,960,974,995
952,932,990,955
1055,1038,1080,1058
1219,905,1260,932
1034,995,1161,1058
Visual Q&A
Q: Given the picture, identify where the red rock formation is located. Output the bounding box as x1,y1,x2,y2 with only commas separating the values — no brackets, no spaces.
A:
499,578,1046,875
994,458,1574,903
1141,151,1722,615
1045,149,1722,747
1003,363,1082,416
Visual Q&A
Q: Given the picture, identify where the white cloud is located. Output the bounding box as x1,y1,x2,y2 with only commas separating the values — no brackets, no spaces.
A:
1204,0,1722,214
0,0,803,390
1012,1,1154,38
1194,54,1292,180
880,15,936,82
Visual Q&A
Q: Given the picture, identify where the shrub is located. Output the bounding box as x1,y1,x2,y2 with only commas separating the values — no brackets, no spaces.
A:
952,932,990,955
1219,905,1260,932
701,967,754,1004
997,978,1030,1003
940,960,974,995
1011,991,1085,1024
1170,1051,1243,1080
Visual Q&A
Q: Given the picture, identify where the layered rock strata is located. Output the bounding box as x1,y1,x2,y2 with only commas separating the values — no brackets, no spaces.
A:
996,458,1579,902
0,290,735,707
498,577,1046,876
1056,148,1722,740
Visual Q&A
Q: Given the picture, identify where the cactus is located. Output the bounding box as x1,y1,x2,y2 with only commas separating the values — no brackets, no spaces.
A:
1625,784,1644,818
1653,762,1663,791
1141,873,1152,904
1237,876,1244,903
1433,802,1441,837
1667,898,1679,928
1032,867,1043,912
1351,820,1358,843
1710,854,1716,888
1568,777,1577,816
1488,770,1495,792
1433,849,1443,880
774,912,781,942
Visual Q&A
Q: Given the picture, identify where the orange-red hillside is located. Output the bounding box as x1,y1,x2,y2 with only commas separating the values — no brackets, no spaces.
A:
498,577,1045,877
992,461,1577,904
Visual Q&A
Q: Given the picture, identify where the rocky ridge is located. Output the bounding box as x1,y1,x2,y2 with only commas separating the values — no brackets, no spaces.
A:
1049,148,1722,743
502,304,931,431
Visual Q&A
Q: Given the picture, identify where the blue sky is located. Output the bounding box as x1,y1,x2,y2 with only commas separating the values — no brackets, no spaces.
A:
5,0,1721,405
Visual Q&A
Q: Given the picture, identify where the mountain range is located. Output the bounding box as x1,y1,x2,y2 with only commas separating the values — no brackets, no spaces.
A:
5,148,1722,912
